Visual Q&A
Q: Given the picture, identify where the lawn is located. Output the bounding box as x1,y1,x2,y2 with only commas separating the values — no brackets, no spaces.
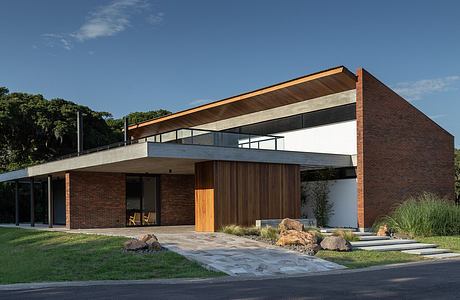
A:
0,228,224,284
417,235,460,253
315,249,428,269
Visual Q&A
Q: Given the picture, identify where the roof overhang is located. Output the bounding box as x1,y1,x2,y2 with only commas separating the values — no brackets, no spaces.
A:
0,143,356,182
128,66,357,138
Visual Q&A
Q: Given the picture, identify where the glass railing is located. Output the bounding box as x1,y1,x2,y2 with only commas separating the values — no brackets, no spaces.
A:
48,128,284,162
139,128,284,150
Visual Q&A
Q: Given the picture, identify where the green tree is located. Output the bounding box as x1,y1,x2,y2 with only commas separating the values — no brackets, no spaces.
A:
105,110,171,136
455,148,460,205
0,87,120,172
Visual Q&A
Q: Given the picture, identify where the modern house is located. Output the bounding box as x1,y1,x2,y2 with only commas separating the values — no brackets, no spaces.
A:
0,67,455,232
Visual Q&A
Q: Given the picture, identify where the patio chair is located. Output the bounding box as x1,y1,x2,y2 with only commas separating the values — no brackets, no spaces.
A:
143,211,156,225
129,212,141,226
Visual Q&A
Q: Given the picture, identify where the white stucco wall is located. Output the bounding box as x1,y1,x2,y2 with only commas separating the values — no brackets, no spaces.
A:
302,178,358,228
277,120,357,155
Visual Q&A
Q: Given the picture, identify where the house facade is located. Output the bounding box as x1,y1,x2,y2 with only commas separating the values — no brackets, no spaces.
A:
0,67,455,231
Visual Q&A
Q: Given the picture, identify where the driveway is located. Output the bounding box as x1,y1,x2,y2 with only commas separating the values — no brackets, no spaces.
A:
1,260,459,299
1,224,344,276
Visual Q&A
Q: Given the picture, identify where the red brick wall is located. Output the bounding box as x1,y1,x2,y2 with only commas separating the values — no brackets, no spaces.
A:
160,174,195,225
356,68,455,228
65,172,126,229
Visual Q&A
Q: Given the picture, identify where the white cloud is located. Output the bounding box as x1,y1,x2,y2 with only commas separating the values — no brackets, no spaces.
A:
41,0,163,50
41,33,74,50
428,114,447,120
73,0,144,41
189,99,211,106
147,12,164,25
393,76,460,101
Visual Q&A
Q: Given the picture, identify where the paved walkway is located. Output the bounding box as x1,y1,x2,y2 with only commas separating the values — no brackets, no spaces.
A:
1,224,345,276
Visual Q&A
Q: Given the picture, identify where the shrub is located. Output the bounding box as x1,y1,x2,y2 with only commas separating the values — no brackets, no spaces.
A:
259,226,280,240
374,193,460,237
220,225,260,236
332,229,360,242
307,229,325,243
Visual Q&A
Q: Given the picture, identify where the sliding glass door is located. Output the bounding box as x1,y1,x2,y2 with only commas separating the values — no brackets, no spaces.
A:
126,175,160,226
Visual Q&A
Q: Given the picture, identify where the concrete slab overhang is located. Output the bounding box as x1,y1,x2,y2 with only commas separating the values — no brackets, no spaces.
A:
0,142,356,182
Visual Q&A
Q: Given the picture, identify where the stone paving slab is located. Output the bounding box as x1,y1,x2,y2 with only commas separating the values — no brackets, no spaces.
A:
402,248,451,255
351,239,418,247
422,253,460,259
355,243,438,252
1,224,346,276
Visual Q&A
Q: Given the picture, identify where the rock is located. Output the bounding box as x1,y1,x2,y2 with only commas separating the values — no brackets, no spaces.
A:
391,232,412,240
146,239,162,251
276,230,320,252
139,233,158,243
278,218,304,232
320,236,352,251
377,225,390,237
124,239,148,251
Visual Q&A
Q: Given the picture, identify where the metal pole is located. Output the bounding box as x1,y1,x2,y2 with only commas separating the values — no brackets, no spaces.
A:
30,177,35,227
15,180,19,226
123,117,129,145
77,112,83,155
48,175,53,228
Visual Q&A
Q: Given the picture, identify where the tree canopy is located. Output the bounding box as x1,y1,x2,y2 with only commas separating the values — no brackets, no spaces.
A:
106,110,170,136
0,87,170,172
455,148,460,204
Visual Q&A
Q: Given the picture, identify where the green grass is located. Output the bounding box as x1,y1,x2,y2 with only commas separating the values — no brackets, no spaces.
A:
0,228,224,284
331,229,360,242
417,235,460,253
374,193,460,237
316,249,428,268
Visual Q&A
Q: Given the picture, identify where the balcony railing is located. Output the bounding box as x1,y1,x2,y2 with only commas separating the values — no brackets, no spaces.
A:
48,128,284,162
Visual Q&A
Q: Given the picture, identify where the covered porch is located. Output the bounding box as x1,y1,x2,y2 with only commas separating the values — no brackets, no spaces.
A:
0,140,355,232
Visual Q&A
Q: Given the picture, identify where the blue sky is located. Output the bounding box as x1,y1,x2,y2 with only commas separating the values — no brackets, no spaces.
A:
1,0,459,147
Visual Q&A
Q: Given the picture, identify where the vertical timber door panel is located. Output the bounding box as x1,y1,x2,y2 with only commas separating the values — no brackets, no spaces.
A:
195,160,300,232
195,161,215,232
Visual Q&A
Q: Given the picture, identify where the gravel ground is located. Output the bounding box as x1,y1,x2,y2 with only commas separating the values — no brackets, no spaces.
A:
243,235,317,256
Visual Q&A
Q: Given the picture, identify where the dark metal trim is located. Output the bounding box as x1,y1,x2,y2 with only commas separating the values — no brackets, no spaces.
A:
30,177,35,227
15,180,19,226
48,175,53,228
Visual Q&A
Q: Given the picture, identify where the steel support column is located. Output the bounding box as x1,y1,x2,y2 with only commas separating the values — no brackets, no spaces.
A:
124,117,129,145
30,177,34,227
48,175,53,228
15,180,19,226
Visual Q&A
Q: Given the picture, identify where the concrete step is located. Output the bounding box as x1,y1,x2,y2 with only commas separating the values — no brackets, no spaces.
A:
423,253,460,259
319,228,355,233
355,243,438,252
354,232,376,236
351,239,418,248
358,236,391,241
402,248,452,255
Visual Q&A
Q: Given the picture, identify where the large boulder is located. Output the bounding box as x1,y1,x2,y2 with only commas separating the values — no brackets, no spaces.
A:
146,239,162,251
139,233,158,243
124,239,148,251
278,218,304,232
377,225,390,237
276,230,320,252
320,236,352,251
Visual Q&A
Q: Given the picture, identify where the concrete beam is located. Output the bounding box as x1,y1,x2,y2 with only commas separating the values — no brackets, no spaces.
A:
147,143,353,167
194,90,356,131
0,141,354,181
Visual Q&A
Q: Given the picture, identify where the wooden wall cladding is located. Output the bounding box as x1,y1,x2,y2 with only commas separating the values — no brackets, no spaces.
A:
195,161,300,232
